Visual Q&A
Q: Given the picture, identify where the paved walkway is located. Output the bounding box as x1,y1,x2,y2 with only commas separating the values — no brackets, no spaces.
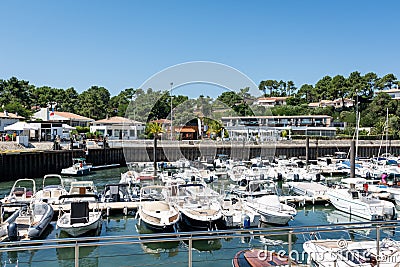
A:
0,141,54,152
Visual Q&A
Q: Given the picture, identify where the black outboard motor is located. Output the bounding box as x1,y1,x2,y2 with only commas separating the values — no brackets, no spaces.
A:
316,173,321,182
191,176,196,182
277,173,283,181
7,223,18,241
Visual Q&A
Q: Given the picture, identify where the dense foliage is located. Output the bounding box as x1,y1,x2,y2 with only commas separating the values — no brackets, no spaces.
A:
0,71,399,138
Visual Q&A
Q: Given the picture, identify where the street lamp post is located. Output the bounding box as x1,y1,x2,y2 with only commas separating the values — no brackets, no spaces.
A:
170,82,173,140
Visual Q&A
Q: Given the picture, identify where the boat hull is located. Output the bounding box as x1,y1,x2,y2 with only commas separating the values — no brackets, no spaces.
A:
245,202,293,225
61,167,91,176
138,207,179,232
57,212,102,237
28,204,54,239
179,211,224,231
327,190,395,221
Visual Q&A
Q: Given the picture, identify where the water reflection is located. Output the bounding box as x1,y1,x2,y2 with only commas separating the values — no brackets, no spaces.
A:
182,238,222,252
56,245,98,267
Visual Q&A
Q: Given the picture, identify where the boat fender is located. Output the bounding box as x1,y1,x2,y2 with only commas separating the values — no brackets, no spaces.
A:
242,215,251,229
7,223,18,241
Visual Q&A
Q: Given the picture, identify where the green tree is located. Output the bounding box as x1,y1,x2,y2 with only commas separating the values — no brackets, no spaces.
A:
314,76,332,100
61,87,79,113
297,84,315,102
0,77,34,118
78,86,110,120
331,75,348,106
376,73,398,90
286,80,296,96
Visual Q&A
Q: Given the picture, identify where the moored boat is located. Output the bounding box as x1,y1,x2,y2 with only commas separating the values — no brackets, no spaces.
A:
1,179,36,213
56,194,102,237
137,185,179,231
303,238,400,267
327,181,397,221
172,183,223,230
233,249,299,267
61,158,92,176
5,202,54,240
33,174,69,205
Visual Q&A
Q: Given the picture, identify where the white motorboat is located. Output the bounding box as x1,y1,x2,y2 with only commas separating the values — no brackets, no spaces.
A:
33,174,69,205
61,158,92,176
6,202,54,240
286,181,329,201
243,195,297,225
220,196,261,229
327,180,397,220
230,180,277,198
57,194,102,237
1,179,36,212
303,237,400,267
230,180,296,225
137,185,179,231
173,183,223,230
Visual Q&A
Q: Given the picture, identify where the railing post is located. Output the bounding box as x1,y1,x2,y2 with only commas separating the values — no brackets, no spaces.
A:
188,238,192,267
75,241,79,267
288,230,293,266
376,225,380,267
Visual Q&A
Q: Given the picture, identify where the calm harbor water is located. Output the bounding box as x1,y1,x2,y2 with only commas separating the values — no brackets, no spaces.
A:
0,167,399,267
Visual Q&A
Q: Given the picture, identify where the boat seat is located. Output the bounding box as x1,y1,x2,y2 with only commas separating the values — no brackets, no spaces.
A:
52,190,62,198
109,185,120,202
70,201,89,224
42,191,51,198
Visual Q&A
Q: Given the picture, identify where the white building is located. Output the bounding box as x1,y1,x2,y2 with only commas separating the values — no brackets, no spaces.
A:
0,111,25,132
377,88,400,100
90,116,145,140
33,108,94,127
31,108,93,141
308,98,354,109
253,97,288,107
222,115,336,141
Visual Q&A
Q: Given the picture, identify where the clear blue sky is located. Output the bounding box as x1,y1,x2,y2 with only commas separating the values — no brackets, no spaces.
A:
1,1,399,99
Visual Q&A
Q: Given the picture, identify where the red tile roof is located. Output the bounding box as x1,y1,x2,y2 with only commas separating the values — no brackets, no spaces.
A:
54,112,93,121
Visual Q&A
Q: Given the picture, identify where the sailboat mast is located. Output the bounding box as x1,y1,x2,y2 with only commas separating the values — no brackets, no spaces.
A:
386,107,389,156
356,112,360,159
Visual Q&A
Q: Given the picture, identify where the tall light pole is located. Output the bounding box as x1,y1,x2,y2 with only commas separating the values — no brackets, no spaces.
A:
170,82,173,140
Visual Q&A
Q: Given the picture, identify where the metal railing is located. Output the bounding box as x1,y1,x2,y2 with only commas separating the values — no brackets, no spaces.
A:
0,220,399,266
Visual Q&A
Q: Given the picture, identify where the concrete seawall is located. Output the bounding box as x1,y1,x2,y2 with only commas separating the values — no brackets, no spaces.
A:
1,140,400,181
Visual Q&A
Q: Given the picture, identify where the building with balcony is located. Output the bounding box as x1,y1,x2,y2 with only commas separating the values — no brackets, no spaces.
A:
221,115,336,141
